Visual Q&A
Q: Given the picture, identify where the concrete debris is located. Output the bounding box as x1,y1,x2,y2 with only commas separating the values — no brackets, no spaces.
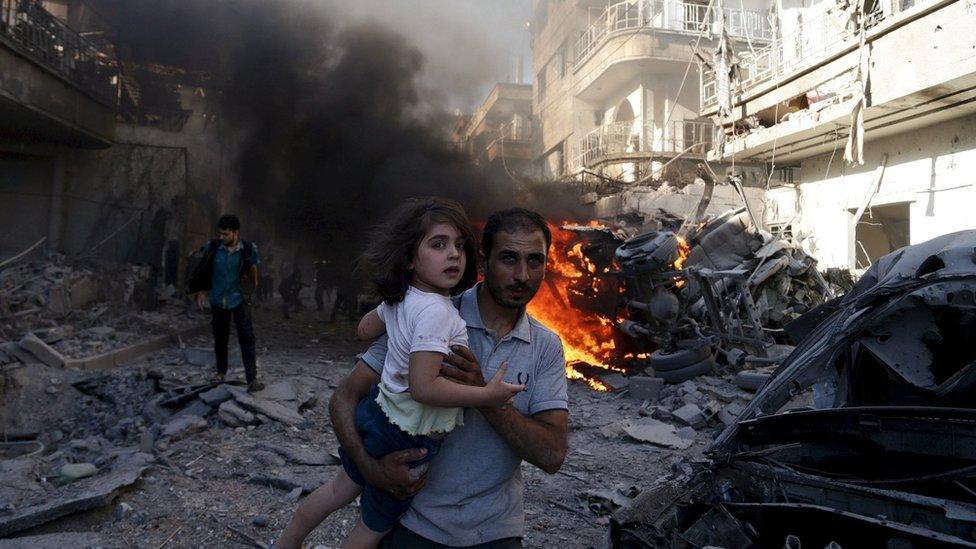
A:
671,404,705,427
199,383,233,406
623,419,694,450
161,415,208,440
0,532,123,549
226,386,305,426
18,333,66,368
254,442,339,466
59,462,99,482
0,452,153,537
628,376,664,402
219,400,257,427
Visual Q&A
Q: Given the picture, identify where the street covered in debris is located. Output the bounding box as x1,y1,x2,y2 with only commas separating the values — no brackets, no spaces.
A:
2,0,976,548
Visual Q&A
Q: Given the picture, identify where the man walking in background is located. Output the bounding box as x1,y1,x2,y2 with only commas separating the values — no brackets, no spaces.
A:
187,214,265,392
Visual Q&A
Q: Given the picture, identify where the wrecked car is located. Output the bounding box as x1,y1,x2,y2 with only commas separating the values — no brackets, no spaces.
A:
561,203,832,383
609,230,976,547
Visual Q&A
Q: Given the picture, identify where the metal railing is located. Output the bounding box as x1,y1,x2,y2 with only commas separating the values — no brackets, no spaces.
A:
575,0,771,67
701,1,889,108
570,119,716,169
0,0,118,105
496,119,534,142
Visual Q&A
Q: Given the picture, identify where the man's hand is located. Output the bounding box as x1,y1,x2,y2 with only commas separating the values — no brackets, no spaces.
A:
195,292,206,312
442,345,486,387
362,448,429,500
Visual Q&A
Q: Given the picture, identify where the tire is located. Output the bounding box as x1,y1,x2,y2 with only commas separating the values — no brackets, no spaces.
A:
649,346,712,372
654,356,715,384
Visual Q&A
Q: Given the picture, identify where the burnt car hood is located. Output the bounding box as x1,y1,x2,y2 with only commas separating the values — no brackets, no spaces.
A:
713,230,976,454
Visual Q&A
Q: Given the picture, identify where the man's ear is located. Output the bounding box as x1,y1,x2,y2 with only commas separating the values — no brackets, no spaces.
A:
478,250,487,276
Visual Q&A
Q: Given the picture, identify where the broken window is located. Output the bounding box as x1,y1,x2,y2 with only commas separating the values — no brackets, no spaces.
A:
852,202,910,269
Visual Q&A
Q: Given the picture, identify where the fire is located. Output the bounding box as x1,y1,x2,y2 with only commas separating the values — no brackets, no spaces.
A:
526,221,622,391
673,235,691,288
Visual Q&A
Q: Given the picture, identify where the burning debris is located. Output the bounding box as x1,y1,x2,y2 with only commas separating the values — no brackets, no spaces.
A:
532,167,834,391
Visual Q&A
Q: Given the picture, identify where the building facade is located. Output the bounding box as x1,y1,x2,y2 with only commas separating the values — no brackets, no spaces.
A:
531,0,771,187
703,0,976,269
455,82,536,179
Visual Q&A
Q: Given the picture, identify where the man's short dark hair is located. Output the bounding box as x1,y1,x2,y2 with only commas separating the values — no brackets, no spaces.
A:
481,208,551,258
218,214,240,231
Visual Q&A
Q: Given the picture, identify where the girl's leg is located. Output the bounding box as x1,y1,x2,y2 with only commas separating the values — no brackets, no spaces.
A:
276,469,362,549
340,519,387,549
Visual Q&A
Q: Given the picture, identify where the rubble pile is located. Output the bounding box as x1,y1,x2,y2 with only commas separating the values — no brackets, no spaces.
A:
0,340,325,538
0,256,198,365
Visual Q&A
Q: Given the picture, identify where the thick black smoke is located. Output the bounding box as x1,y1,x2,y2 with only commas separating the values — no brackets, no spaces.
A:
96,0,586,266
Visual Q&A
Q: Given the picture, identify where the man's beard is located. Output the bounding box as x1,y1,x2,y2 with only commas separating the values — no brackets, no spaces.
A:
484,270,537,310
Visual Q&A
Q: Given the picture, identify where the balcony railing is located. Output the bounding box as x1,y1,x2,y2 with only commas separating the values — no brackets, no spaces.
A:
575,0,771,67
701,1,888,109
571,119,716,169
0,0,118,105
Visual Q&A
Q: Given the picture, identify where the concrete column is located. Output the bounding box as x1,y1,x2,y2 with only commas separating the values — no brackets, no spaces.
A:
47,152,64,252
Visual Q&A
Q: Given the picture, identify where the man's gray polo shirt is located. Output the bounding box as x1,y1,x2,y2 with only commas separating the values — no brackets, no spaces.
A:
361,283,568,546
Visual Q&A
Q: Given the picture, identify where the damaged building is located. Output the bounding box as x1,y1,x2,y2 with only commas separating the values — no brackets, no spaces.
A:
529,0,769,191
701,0,976,270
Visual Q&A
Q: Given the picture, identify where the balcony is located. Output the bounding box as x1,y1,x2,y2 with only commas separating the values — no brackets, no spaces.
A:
574,0,771,69
571,119,716,169
0,0,118,105
700,1,888,110
485,119,536,163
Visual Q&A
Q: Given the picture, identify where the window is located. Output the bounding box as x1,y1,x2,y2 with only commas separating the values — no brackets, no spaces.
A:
851,202,910,269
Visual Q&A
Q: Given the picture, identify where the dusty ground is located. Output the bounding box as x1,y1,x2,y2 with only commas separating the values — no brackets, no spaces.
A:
5,304,720,549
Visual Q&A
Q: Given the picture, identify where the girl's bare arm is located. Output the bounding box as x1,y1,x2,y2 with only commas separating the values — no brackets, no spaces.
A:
357,308,386,340
408,351,523,408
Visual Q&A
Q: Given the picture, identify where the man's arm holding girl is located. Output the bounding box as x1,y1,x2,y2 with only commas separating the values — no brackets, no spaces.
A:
442,343,568,475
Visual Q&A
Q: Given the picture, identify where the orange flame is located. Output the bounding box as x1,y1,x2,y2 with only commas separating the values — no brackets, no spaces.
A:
673,236,691,288
526,221,623,391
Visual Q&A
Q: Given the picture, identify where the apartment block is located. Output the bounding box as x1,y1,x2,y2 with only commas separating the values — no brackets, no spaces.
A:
703,0,976,269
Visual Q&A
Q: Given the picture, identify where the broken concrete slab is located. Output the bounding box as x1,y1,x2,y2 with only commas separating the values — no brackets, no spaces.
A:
600,420,633,439
63,324,209,370
623,419,694,450
199,384,233,406
0,453,153,537
18,334,66,368
628,376,664,402
161,415,208,440
718,401,747,425
247,466,335,494
255,442,339,466
0,532,123,549
219,400,257,427
699,383,743,403
672,403,706,427
252,377,319,412
226,386,304,426
170,399,213,420
598,373,629,392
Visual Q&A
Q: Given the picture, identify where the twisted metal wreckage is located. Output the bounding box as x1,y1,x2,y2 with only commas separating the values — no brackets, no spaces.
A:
605,230,976,547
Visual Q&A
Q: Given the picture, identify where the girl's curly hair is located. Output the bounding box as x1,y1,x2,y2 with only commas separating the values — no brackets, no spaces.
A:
360,197,478,304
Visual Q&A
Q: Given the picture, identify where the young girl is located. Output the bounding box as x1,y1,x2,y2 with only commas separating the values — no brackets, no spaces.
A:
276,197,525,549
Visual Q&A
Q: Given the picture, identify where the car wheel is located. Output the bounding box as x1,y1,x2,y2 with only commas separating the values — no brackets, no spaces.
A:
654,356,715,384
649,346,712,372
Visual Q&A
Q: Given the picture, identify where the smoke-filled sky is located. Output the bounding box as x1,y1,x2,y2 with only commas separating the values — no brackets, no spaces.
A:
318,0,533,111
93,0,586,271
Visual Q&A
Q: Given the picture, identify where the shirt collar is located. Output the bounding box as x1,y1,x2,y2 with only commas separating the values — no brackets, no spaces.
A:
221,240,242,253
458,283,532,343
